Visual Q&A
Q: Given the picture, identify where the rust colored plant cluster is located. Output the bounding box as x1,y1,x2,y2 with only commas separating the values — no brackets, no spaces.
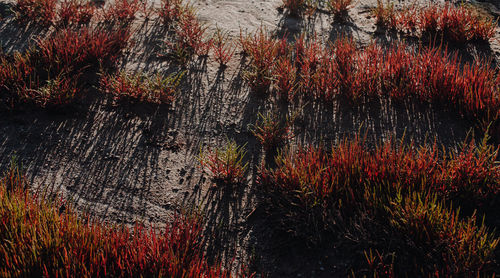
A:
35,27,131,73
14,0,149,27
58,0,96,26
14,0,56,26
3,0,140,108
158,0,187,24
0,160,244,277
15,0,95,27
7,0,217,107
327,0,353,19
212,28,235,68
200,141,249,187
261,136,499,219
259,135,499,276
374,1,497,43
100,70,185,104
281,0,308,17
240,29,281,94
159,0,212,64
0,27,130,107
249,112,294,152
240,33,499,123
101,0,140,23
6,0,215,107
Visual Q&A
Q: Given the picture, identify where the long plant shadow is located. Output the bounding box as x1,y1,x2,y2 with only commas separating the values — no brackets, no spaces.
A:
0,12,50,53
199,179,250,266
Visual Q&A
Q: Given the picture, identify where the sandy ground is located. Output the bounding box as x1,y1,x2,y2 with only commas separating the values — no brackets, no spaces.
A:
0,0,499,276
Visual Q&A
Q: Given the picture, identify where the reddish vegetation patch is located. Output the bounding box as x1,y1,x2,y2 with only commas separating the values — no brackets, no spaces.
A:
281,0,308,17
15,0,56,26
159,4,212,63
158,0,187,24
374,1,497,43
101,0,140,23
100,70,184,104
15,0,96,27
259,135,499,276
261,135,499,216
35,27,131,73
281,0,353,18
0,161,244,277
272,57,296,101
199,141,249,187
58,0,95,26
213,28,235,68
327,0,353,19
240,33,499,124
0,26,130,106
240,29,280,94
249,112,294,152
0,51,80,107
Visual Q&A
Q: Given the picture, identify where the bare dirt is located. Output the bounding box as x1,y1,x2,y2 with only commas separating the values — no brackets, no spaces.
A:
0,0,499,276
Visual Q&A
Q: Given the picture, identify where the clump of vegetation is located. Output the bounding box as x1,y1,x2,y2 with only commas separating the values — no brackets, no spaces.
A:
161,10,212,64
240,29,280,94
156,0,212,63
241,33,499,124
57,0,95,26
101,0,140,23
282,0,352,19
259,134,499,276
0,160,241,277
35,27,131,74
327,0,353,20
385,192,498,276
272,57,297,101
19,73,80,107
14,0,56,26
373,0,397,29
373,1,497,43
0,52,35,101
0,26,130,107
212,27,235,68
15,0,96,27
0,50,81,107
249,112,294,152
199,141,248,186
281,0,308,17
100,70,185,104
158,0,187,24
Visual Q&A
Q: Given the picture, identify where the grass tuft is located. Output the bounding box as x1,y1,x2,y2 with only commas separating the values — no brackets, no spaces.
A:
249,112,294,152
199,141,248,187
